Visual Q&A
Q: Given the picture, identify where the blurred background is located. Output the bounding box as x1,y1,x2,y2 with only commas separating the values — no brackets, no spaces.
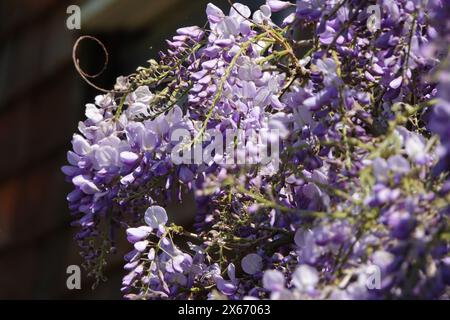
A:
0,0,265,299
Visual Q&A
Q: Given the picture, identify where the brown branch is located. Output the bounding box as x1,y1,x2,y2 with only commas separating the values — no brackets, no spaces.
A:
72,35,128,94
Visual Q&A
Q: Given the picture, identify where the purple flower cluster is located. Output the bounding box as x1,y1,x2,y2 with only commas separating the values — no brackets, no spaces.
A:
63,0,450,299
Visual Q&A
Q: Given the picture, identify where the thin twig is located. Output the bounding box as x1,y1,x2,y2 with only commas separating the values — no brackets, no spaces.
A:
72,35,129,94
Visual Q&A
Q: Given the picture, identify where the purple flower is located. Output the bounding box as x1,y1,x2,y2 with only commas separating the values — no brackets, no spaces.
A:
72,175,100,194
214,263,238,296
267,1,292,12
263,270,285,292
126,226,151,243
389,76,403,89
120,151,139,165
176,26,204,41
292,264,318,292
144,206,168,229
179,166,195,183
241,253,263,275
387,155,410,175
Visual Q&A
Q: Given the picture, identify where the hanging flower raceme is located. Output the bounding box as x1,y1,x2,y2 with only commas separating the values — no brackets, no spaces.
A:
63,0,450,299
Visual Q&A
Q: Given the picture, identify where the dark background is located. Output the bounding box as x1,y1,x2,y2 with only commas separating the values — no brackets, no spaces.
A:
0,0,265,299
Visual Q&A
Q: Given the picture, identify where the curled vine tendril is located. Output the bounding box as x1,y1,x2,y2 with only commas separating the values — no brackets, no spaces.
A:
72,35,128,94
